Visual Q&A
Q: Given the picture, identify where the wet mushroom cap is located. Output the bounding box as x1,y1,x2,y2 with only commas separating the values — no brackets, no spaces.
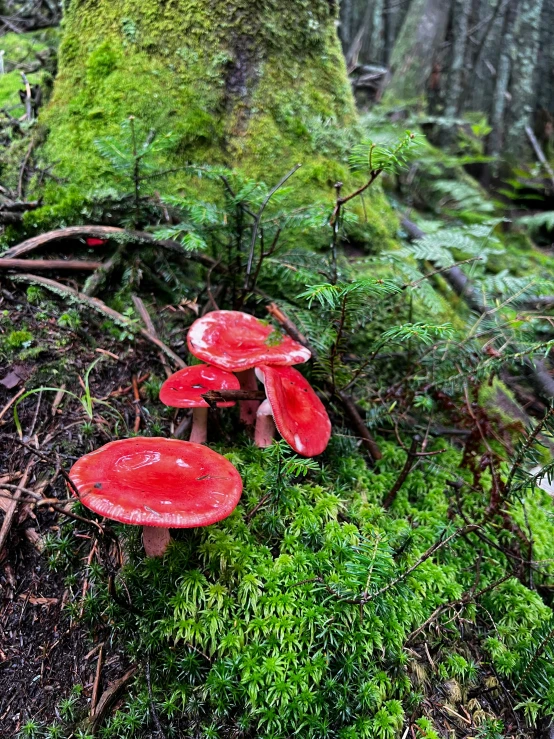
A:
69,438,243,527
187,310,311,371
257,365,331,457
159,364,240,408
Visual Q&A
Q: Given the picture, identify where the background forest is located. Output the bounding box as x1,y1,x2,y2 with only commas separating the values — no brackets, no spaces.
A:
1,1,554,739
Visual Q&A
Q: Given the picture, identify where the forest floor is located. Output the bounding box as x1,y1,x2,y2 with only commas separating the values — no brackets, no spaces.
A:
0,272,173,737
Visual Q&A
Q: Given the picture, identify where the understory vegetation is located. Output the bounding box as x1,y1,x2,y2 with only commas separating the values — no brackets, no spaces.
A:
2,15,554,739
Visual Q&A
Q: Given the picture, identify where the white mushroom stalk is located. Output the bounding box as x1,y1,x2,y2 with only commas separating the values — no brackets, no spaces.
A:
255,399,276,448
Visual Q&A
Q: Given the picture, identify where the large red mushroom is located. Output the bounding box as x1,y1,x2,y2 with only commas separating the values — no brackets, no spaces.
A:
256,365,331,457
187,310,311,425
69,438,243,556
159,364,240,443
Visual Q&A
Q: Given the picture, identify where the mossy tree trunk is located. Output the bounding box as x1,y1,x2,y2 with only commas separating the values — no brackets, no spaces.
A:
382,0,450,104
42,0,357,191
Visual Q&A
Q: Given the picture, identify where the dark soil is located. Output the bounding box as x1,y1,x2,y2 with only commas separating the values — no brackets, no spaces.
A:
0,273,187,735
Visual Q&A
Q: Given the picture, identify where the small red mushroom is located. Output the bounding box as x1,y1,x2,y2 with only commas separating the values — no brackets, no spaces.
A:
159,364,240,444
69,438,243,557
187,310,311,426
256,365,331,457
86,237,108,247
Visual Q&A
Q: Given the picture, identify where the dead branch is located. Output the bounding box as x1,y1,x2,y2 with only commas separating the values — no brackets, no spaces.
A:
525,125,554,188
0,259,102,271
0,459,35,555
1,226,220,275
86,666,138,735
382,436,420,509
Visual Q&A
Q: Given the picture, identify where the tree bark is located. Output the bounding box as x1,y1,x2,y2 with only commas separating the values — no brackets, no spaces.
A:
43,0,356,190
382,0,450,103
504,0,545,158
443,0,471,123
487,0,519,160
368,0,386,64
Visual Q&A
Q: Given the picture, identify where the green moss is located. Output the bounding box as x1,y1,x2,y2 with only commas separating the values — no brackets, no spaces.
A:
5,328,34,349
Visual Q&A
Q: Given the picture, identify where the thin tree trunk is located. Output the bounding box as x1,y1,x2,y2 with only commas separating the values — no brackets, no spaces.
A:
368,0,385,63
487,0,518,160
504,0,545,157
442,0,472,138
382,0,450,103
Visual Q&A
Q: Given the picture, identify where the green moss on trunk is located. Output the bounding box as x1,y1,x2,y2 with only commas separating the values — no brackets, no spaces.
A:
42,0,356,188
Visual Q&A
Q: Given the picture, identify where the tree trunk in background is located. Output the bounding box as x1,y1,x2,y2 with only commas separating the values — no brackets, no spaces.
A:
42,0,356,191
382,0,450,103
504,0,545,157
442,0,471,124
487,0,518,160
368,0,385,63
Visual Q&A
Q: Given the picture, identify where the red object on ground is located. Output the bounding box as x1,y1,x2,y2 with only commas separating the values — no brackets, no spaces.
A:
86,237,107,247
159,364,240,408
257,365,331,457
187,310,311,371
69,437,242,532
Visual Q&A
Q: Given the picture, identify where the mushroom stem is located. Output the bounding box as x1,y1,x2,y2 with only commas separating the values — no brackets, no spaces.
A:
190,407,208,444
255,399,276,448
235,369,260,426
143,526,171,557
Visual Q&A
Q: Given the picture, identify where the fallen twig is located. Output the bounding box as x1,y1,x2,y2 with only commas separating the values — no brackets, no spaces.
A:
90,645,104,715
382,436,420,509
132,294,172,378
0,459,35,555
525,125,554,188
86,666,137,735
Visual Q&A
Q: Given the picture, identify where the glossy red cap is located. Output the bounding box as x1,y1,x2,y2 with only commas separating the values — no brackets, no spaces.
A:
69,438,242,527
86,237,107,247
257,365,331,457
159,364,240,408
187,310,311,371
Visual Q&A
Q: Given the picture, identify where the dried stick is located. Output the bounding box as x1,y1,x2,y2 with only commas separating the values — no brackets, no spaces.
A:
1,226,219,269
0,259,102,271
0,459,34,554
525,125,554,188
337,390,382,461
90,645,104,715
266,303,315,356
86,666,137,735
7,274,186,369
0,387,26,423
132,375,141,433
382,436,420,509
131,294,172,378
201,389,266,408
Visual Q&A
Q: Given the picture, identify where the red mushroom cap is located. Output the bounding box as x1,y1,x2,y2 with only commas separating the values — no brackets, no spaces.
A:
86,237,107,247
69,438,242,527
187,310,311,371
257,365,331,457
159,364,240,409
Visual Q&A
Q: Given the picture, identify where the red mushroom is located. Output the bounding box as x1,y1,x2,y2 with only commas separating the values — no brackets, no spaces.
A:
69,438,243,557
159,364,240,444
256,365,331,456
187,311,311,426
86,237,107,247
